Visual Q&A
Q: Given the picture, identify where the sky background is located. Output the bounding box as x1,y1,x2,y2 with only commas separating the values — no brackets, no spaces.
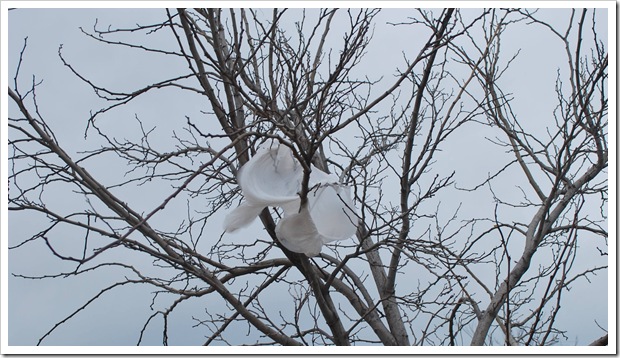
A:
2,2,614,352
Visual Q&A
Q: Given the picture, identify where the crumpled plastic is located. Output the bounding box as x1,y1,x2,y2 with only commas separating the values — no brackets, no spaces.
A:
224,142,358,256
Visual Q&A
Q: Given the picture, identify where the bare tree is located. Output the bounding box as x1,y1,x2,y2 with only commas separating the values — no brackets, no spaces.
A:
8,7,608,346
455,8,608,345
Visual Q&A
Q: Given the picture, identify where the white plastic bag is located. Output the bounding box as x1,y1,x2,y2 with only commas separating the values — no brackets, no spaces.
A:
224,142,357,256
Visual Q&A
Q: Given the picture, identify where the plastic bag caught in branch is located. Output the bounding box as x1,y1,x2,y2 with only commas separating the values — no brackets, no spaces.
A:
224,142,358,256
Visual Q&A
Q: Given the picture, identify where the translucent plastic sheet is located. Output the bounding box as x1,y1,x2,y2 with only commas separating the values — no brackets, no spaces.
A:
224,142,358,256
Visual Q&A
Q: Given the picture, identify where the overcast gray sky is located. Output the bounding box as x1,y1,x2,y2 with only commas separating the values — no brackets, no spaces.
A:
3,2,613,353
